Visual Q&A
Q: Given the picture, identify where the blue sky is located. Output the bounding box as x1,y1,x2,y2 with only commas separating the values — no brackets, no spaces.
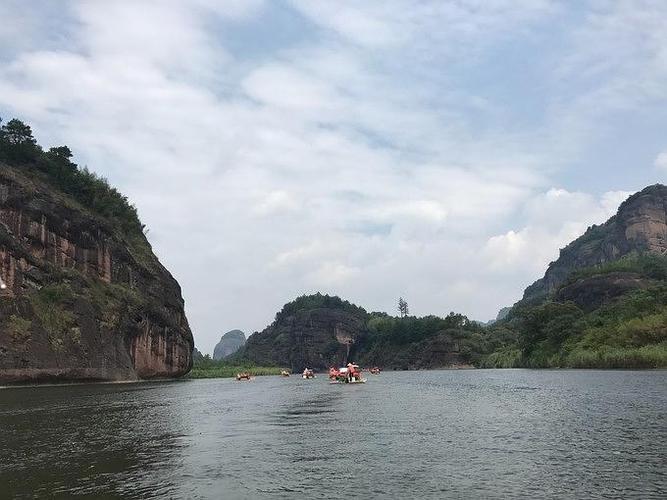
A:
1,0,666,354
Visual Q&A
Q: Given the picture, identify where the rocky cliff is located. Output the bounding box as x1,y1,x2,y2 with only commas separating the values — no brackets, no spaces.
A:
239,295,368,371
193,347,205,363
212,329,245,360
238,294,478,370
0,163,193,383
522,184,667,303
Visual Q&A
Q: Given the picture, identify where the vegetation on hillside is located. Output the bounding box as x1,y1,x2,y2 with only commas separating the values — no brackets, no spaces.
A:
0,118,143,235
483,254,667,368
256,255,667,371
273,293,368,324
364,311,472,345
566,253,667,283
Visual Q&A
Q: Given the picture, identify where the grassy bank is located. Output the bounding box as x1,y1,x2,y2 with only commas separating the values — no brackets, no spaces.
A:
481,344,667,369
187,359,285,379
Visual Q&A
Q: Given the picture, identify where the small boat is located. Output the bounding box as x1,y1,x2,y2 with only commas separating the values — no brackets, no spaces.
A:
302,368,315,379
236,372,251,381
369,367,381,375
280,370,290,377
328,363,366,384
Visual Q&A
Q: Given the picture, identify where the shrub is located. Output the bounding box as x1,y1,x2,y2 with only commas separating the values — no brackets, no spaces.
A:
565,345,667,369
0,118,143,235
7,315,32,344
481,348,522,368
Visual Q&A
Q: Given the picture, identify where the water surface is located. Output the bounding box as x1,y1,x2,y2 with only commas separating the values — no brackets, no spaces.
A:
1,370,665,498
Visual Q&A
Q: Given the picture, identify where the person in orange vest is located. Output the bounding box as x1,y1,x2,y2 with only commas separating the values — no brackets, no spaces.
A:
347,362,356,382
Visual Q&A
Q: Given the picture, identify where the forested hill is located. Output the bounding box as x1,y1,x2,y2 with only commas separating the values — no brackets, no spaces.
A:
234,293,508,371
485,184,667,369
0,118,193,383
522,184,667,304
237,184,667,372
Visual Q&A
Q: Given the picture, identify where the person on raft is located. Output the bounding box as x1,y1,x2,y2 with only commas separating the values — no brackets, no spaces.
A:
346,362,358,382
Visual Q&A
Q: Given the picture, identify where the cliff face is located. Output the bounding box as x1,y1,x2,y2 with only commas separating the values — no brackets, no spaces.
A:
555,272,653,312
238,294,474,371
212,329,245,360
523,184,667,302
0,164,193,383
354,331,466,370
242,307,367,371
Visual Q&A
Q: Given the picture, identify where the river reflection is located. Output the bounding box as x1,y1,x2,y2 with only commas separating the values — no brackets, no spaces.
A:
1,370,666,499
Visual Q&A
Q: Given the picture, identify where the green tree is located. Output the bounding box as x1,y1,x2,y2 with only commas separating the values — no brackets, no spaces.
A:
0,118,40,162
398,297,409,317
3,118,36,145
47,145,73,160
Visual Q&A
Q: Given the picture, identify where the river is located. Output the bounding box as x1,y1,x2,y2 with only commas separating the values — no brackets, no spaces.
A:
1,370,665,499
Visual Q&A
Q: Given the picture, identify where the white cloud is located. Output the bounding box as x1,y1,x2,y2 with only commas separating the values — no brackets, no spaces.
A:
290,0,558,50
307,262,360,287
483,189,633,276
0,1,663,352
655,151,667,170
253,190,300,216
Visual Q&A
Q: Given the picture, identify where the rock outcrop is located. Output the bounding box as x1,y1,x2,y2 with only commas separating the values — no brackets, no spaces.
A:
238,294,473,371
240,296,368,371
355,330,467,370
193,347,205,363
522,184,667,303
0,164,193,383
212,329,246,360
555,272,653,312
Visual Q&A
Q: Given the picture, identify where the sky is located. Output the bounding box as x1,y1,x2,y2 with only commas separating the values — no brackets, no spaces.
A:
1,0,667,355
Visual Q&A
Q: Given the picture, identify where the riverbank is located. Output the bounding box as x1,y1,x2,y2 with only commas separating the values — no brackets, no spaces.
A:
186,363,285,379
482,344,667,369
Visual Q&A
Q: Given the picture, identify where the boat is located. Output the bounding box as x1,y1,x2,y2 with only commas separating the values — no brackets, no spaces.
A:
302,368,315,379
280,370,290,377
236,372,251,381
328,363,366,384
369,367,381,375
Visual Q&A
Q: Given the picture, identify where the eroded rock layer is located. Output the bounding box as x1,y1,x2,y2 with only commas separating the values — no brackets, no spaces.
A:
522,184,667,303
0,164,193,383
242,307,366,371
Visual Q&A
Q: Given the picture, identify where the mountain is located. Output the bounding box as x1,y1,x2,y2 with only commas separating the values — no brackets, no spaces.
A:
193,347,205,363
485,184,667,369
522,184,667,304
237,293,485,371
0,119,193,383
212,329,246,360
495,307,511,322
238,295,366,370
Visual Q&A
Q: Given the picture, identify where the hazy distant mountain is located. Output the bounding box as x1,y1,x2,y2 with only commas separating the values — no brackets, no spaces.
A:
213,330,246,360
496,307,512,322
193,347,205,363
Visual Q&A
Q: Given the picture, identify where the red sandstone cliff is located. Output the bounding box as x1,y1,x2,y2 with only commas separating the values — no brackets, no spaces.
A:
0,164,193,383
522,184,667,303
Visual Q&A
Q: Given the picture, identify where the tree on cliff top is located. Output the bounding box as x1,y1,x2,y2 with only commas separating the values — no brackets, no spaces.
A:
0,117,143,235
274,293,368,323
0,118,40,163
398,297,409,317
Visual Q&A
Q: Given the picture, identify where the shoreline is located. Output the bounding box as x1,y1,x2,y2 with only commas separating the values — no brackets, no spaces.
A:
3,365,666,388
0,376,190,391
